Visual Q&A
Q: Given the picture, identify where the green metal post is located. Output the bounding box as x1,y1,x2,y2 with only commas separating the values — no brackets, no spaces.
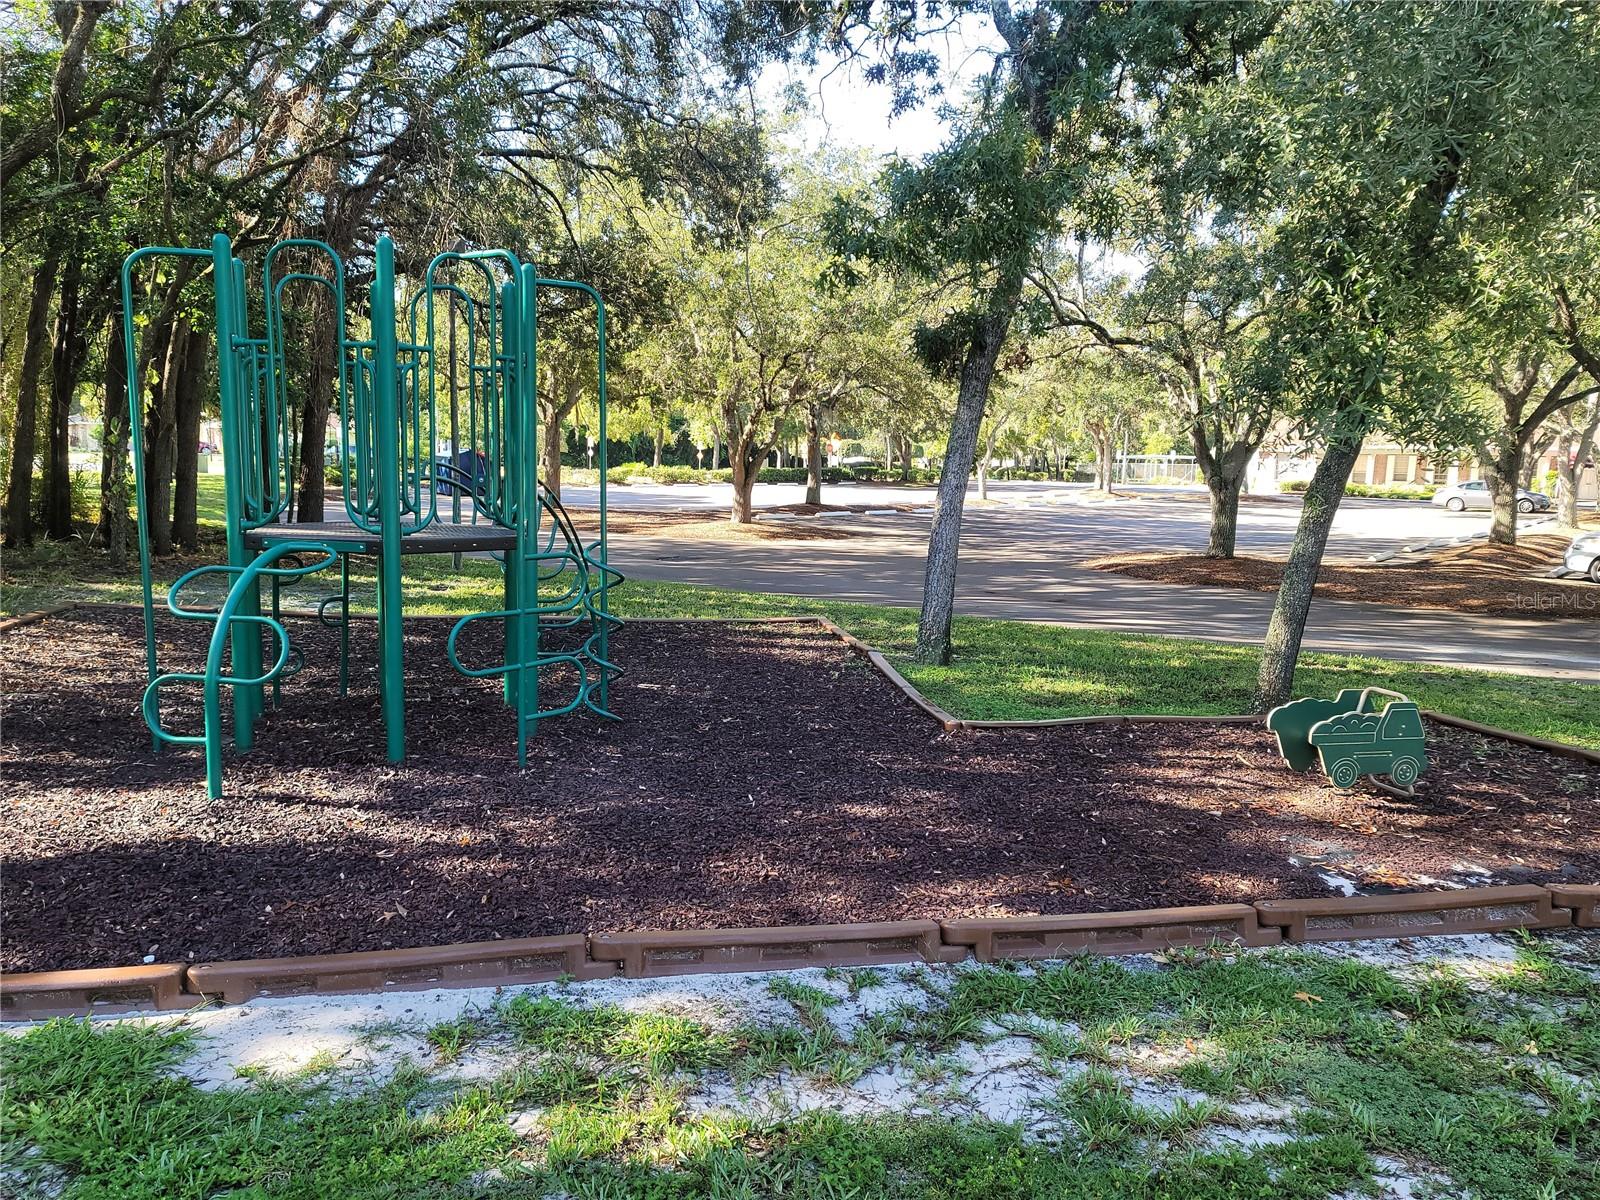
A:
372,236,405,762
515,261,540,763
594,288,610,711
500,277,520,710
339,552,351,697
121,245,211,753
212,233,262,749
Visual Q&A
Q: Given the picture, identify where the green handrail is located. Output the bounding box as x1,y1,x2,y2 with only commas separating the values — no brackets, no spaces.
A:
124,232,623,795
141,541,338,797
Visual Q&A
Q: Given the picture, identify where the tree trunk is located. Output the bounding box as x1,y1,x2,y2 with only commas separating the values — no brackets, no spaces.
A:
96,314,132,563
1194,427,1261,558
898,434,913,481
1482,443,1522,546
711,427,720,471
43,254,85,539
914,284,1018,665
295,312,337,523
730,443,762,522
1254,428,1367,711
4,249,58,547
1560,406,1600,527
1204,472,1242,557
804,403,823,506
172,326,209,552
143,318,189,556
1093,434,1114,492
541,408,564,497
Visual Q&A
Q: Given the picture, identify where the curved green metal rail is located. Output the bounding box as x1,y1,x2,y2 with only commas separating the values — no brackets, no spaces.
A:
123,233,622,798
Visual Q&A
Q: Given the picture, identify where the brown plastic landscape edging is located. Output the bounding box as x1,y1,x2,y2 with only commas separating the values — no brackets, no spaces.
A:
1253,884,1572,943
185,935,613,1005
1542,885,1599,929
0,964,197,1019
863,649,962,731
941,904,1282,961
958,713,1264,730
1420,711,1600,766
0,603,74,633
591,920,968,978
836,620,1600,766
7,884,1598,1021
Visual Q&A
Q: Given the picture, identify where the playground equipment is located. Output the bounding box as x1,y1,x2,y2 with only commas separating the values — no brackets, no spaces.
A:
124,234,622,798
1267,687,1429,791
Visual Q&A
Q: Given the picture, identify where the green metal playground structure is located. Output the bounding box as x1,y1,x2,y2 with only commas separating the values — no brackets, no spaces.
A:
124,233,622,799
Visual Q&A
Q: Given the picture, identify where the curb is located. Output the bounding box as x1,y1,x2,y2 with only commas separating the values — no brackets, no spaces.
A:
4,887,1591,1021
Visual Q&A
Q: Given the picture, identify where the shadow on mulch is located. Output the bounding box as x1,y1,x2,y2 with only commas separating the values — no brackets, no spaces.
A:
3,608,1596,973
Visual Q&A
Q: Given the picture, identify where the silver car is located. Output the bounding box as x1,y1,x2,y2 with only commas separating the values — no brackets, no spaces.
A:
1564,532,1600,583
1431,480,1552,513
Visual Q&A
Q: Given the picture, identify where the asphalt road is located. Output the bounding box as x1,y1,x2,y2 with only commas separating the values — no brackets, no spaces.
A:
570,482,1598,680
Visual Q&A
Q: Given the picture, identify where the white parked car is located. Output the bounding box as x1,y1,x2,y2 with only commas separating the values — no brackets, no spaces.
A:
1563,532,1600,583
1431,479,1552,513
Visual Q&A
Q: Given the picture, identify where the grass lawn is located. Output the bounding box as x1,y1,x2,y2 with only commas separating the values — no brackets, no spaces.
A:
4,539,1595,748
5,937,1596,1199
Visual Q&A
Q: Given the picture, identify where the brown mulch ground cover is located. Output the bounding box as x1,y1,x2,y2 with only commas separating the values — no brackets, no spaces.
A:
4,609,1596,973
590,509,860,543
1083,535,1599,619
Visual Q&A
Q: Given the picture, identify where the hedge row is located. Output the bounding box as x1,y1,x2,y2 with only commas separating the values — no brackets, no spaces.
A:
568,463,938,486
1278,479,1436,501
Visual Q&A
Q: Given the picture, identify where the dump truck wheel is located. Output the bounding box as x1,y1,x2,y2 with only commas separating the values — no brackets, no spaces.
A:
1391,758,1420,787
1330,760,1359,789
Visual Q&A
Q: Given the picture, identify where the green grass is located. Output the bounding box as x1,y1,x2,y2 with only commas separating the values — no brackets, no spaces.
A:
5,939,1595,1198
3,539,1596,747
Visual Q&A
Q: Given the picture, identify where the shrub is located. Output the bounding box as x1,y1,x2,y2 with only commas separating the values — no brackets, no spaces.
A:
1278,479,1435,500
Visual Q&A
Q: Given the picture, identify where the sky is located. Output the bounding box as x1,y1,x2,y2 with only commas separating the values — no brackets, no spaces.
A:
758,14,1002,160
755,17,1146,283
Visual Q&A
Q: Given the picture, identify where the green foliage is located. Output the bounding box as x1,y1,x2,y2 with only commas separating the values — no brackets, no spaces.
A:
1278,480,1436,501
601,463,867,487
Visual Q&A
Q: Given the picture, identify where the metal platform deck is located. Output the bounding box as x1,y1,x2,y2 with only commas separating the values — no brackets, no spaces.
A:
244,520,518,555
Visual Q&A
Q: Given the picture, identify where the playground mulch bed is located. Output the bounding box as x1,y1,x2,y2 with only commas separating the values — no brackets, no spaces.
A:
4,608,1597,973
1084,538,1599,619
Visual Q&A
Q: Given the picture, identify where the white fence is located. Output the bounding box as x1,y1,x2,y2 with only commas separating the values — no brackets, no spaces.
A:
1084,454,1200,485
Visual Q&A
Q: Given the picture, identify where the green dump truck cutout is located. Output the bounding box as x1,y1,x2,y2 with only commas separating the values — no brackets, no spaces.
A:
1267,687,1428,790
